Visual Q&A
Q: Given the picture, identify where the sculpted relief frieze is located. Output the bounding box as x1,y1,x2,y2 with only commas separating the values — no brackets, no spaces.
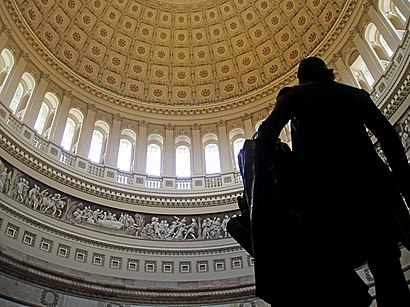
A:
0,157,240,242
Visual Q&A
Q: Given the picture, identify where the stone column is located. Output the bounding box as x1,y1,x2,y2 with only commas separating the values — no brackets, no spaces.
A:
163,123,175,177
242,113,254,138
24,73,50,128
135,120,148,173
0,52,28,106
76,103,97,159
105,114,122,167
217,119,233,173
191,123,203,175
367,6,400,52
50,90,72,145
352,28,384,81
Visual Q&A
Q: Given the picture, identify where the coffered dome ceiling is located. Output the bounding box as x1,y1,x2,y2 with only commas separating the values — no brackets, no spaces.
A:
16,0,349,110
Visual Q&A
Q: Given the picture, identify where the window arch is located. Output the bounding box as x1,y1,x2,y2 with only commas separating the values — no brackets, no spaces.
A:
34,92,59,138
88,120,110,163
203,133,221,175
146,133,163,176
229,128,245,170
10,72,35,119
348,51,374,91
204,143,221,174
146,144,161,176
379,0,406,37
0,49,14,93
175,135,191,178
176,145,191,177
365,23,391,68
61,108,83,152
232,138,245,170
117,128,137,172
34,103,49,134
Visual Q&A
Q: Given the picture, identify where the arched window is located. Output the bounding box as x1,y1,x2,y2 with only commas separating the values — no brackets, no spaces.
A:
34,103,49,134
117,139,133,172
117,128,137,172
379,0,407,38
146,144,161,176
365,23,391,69
233,138,245,170
61,117,76,151
0,49,14,93
10,83,23,113
176,145,191,177
204,143,221,174
61,108,83,152
9,72,35,119
89,130,104,163
33,92,59,138
88,120,110,163
350,54,374,90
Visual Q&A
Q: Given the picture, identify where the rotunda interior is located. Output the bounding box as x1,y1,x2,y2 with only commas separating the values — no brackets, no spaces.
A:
0,0,409,306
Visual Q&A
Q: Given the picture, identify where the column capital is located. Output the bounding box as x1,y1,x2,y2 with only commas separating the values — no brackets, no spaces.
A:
21,52,30,61
1,25,12,38
191,123,201,131
165,123,174,131
113,113,123,122
63,90,73,99
40,72,50,82
88,103,97,112
332,51,343,62
242,113,252,121
349,27,360,39
363,0,374,13
139,120,148,128
216,119,226,127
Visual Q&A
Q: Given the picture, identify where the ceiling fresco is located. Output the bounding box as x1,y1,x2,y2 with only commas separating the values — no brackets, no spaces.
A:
15,0,349,108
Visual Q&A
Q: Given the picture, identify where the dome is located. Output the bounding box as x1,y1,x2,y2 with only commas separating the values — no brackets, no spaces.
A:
16,0,348,118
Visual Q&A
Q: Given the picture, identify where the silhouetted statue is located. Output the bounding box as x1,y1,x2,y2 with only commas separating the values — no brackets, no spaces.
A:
229,57,410,307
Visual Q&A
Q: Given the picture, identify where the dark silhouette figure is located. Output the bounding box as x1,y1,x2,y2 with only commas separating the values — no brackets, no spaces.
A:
254,57,410,306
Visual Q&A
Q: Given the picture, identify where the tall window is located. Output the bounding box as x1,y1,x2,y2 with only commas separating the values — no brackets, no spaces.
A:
61,118,76,151
233,138,245,170
176,145,191,177
205,143,221,174
351,55,374,89
88,130,104,163
34,103,49,134
10,83,23,113
146,144,161,176
117,139,133,172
